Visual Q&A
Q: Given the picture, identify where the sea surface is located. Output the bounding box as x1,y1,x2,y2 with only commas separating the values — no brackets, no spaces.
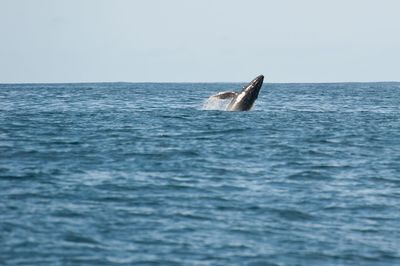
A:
1,82,400,266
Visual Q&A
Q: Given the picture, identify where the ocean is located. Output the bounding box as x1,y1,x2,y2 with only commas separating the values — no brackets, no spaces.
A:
1,82,399,265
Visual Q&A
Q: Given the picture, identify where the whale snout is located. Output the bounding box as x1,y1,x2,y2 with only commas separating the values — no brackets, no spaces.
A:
254,75,264,84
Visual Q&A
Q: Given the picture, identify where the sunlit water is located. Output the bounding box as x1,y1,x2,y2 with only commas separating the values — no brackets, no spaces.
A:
1,82,400,265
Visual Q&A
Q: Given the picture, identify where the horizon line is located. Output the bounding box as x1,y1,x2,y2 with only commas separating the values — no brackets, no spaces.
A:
1,80,400,85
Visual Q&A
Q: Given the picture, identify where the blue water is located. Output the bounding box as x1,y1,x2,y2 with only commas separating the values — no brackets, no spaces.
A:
1,82,400,265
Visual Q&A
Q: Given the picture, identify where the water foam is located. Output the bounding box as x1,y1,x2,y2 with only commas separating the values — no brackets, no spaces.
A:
202,97,230,111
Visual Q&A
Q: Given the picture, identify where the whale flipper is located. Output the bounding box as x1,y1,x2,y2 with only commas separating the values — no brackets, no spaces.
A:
210,91,238,100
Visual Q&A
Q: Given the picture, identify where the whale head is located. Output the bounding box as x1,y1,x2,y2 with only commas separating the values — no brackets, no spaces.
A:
227,75,264,111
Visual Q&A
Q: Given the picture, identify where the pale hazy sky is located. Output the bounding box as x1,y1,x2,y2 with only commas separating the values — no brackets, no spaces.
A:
1,0,399,83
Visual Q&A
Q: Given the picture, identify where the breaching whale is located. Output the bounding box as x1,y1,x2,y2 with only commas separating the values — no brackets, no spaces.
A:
208,75,264,111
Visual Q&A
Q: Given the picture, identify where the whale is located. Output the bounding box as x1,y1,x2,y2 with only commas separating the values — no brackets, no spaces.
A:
208,75,264,111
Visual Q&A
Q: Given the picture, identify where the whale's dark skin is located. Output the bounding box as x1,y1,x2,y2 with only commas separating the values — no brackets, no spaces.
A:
209,75,264,111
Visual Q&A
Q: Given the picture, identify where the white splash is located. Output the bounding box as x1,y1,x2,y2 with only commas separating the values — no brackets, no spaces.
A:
202,97,231,111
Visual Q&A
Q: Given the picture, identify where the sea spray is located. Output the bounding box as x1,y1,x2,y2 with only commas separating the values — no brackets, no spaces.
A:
202,97,231,111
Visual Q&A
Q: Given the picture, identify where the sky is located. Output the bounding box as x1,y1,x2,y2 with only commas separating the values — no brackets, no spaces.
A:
1,0,400,83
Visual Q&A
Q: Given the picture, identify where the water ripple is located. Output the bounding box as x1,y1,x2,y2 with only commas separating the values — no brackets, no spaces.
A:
1,82,400,265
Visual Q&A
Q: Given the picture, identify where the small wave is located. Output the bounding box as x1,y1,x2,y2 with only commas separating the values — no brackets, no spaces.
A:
287,170,331,180
274,209,315,221
64,232,99,245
